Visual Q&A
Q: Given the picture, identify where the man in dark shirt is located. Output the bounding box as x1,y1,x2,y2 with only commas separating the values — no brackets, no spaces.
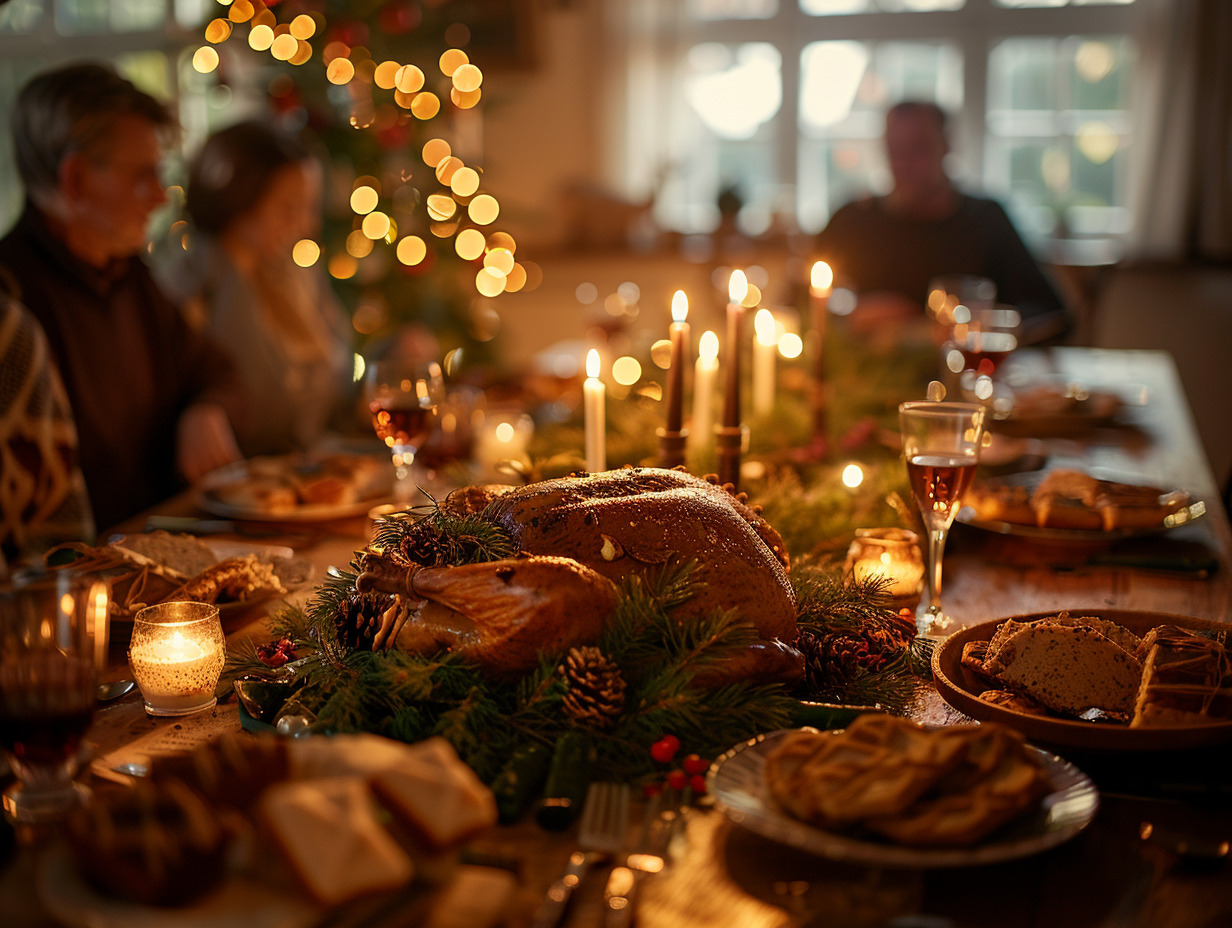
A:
816,101,1071,344
0,62,245,531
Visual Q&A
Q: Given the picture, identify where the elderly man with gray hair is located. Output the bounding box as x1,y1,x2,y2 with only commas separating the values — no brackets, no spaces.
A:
0,61,246,532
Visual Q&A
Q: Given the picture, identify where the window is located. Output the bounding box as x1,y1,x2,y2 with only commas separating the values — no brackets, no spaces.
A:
0,0,214,231
622,0,1142,247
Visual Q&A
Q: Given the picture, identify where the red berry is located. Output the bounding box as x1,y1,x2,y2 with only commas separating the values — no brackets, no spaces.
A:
666,769,688,791
650,735,680,764
682,754,708,776
689,774,707,795
641,782,663,799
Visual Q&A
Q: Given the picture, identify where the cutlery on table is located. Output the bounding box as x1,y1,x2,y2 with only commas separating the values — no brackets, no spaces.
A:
603,788,687,928
532,781,630,928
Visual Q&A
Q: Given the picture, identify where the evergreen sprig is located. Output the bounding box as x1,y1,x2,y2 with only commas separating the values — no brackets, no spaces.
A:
371,494,516,565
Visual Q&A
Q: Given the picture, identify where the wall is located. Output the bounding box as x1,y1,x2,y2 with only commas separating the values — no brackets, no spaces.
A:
478,1,608,252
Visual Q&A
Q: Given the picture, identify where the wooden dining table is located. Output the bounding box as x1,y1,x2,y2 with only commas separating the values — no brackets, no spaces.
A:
2,346,1229,928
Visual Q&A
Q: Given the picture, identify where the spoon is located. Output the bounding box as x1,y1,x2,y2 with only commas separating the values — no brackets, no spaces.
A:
96,679,137,702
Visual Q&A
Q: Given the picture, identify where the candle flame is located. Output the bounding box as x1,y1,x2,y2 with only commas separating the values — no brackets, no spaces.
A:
754,309,777,346
728,269,748,304
699,330,719,362
586,348,600,379
671,290,688,324
810,261,833,293
842,463,864,488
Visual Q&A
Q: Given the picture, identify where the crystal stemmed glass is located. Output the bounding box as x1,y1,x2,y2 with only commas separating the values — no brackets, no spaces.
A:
898,401,986,637
0,569,109,824
365,359,445,505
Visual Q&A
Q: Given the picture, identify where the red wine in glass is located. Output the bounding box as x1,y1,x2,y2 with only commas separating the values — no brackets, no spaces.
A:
0,654,94,770
369,401,435,450
960,331,1018,377
906,453,977,526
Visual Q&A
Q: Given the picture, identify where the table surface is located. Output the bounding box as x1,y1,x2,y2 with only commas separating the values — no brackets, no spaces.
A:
3,347,1230,928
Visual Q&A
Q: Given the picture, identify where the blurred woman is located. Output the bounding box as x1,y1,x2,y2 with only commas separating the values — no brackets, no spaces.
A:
161,121,351,457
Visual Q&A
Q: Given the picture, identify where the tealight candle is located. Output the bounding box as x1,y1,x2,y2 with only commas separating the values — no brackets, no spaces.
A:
843,528,925,609
475,409,534,473
690,330,719,456
583,348,606,473
752,308,777,416
129,602,226,717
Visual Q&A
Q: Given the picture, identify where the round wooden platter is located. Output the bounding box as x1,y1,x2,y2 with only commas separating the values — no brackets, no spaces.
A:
931,610,1232,751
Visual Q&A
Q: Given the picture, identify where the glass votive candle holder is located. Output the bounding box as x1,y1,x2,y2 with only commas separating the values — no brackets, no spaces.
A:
474,409,534,474
129,602,226,717
843,528,925,611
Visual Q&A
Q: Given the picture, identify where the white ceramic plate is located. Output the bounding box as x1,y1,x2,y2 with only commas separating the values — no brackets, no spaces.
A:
707,728,1099,869
195,457,392,523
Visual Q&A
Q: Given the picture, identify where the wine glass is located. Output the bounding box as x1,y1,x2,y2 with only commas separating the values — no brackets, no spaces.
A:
898,401,986,637
365,358,445,505
0,569,109,824
942,304,1022,416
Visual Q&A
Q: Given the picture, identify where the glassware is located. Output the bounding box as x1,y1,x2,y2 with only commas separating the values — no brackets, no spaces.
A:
942,303,1022,416
926,275,996,327
364,358,446,505
898,401,986,636
0,569,109,824
129,602,226,717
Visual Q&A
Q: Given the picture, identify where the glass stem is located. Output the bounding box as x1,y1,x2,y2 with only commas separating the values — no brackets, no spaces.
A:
926,526,948,615
392,445,415,503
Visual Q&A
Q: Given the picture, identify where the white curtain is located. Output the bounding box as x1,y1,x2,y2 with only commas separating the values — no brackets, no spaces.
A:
1129,0,1232,262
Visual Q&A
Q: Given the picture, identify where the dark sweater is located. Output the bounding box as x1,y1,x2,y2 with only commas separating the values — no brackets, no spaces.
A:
815,194,1070,338
0,206,245,531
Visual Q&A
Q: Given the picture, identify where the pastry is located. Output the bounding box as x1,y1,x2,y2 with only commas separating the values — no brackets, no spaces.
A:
764,719,1050,847
66,778,238,906
1131,625,1232,727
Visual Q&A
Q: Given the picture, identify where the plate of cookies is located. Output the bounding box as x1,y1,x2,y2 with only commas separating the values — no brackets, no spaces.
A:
196,453,393,522
959,468,1206,542
39,733,509,928
707,717,1098,868
932,610,1232,751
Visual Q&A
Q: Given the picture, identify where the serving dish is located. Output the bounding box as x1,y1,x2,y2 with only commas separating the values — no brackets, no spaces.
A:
707,728,1098,869
931,610,1232,751
196,455,392,523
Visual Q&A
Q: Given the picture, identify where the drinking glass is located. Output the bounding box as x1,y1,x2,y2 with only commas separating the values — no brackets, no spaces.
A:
898,401,986,636
365,359,445,504
942,304,1022,415
926,275,995,327
0,569,109,824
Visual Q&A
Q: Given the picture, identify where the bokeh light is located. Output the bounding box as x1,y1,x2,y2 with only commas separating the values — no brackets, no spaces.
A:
612,356,643,386
396,235,427,266
469,194,499,225
292,239,320,267
455,228,486,260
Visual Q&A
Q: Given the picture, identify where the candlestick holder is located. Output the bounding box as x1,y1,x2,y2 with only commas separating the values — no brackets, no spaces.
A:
129,602,226,717
656,427,689,469
715,425,745,489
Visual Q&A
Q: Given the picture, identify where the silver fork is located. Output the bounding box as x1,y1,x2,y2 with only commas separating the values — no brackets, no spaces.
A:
531,781,631,928
603,788,687,928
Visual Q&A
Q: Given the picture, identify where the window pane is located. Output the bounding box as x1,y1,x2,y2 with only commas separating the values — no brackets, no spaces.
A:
686,43,782,140
1069,37,1130,110
690,0,778,19
800,0,871,13
0,0,44,34
112,0,167,32
176,0,214,28
989,38,1057,113
56,0,110,34
798,40,961,229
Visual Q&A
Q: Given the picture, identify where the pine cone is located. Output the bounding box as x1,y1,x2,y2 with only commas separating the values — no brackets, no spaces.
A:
799,627,894,691
333,588,395,651
397,523,450,567
560,646,626,731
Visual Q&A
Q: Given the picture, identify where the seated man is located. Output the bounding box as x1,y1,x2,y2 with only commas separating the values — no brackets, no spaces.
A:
815,101,1071,344
0,62,246,532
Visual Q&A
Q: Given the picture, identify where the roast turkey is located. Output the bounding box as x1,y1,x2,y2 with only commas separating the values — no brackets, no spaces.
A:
357,467,802,684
